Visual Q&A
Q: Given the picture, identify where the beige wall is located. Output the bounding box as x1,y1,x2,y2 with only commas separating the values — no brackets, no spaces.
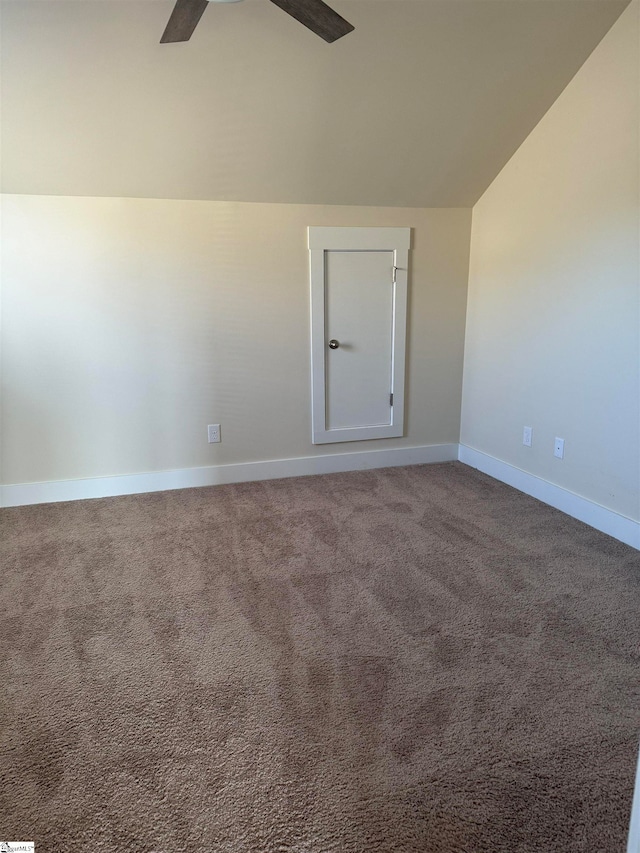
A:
461,1,639,521
0,196,470,485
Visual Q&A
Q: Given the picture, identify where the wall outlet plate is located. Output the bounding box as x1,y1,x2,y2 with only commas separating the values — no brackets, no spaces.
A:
554,437,564,459
208,424,221,444
523,426,532,447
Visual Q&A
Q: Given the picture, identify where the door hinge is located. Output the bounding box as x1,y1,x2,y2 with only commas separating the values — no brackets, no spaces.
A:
390,393,394,406
392,266,398,284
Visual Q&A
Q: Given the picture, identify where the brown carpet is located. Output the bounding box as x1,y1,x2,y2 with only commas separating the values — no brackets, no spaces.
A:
1,461,639,852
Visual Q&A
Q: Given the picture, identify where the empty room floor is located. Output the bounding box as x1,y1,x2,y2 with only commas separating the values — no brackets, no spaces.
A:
1,462,639,851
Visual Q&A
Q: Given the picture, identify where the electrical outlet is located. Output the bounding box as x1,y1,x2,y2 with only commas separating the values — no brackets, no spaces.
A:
554,437,564,459
523,426,532,447
207,424,221,444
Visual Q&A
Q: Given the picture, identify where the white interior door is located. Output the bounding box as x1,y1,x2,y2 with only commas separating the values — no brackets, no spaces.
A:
325,250,394,430
309,227,410,445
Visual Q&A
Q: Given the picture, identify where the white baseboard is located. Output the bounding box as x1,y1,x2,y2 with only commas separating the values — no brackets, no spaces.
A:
458,445,640,551
4,444,638,551
0,443,458,508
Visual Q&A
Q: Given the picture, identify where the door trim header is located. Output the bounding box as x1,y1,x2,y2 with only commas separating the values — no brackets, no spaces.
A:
308,226,411,251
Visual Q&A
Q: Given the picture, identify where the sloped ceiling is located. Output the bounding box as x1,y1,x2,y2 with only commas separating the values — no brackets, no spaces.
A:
0,0,629,206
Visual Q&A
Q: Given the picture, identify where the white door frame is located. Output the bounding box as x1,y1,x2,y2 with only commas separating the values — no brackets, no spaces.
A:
308,226,410,445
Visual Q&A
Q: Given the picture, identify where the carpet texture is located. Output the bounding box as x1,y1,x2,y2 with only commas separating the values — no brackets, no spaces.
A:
1,462,639,852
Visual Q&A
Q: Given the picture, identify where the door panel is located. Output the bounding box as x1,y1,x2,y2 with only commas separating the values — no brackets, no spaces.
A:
308,226,409,445
325,250,393,430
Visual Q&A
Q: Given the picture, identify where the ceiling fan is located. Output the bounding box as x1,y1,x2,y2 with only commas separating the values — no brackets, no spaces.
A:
160,0,354,44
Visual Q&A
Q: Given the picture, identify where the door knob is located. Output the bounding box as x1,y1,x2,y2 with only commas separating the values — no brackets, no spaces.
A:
328,339,340,349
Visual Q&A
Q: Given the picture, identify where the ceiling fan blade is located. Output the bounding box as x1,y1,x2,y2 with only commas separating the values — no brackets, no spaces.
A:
268,0,354,42
161,0,210,43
